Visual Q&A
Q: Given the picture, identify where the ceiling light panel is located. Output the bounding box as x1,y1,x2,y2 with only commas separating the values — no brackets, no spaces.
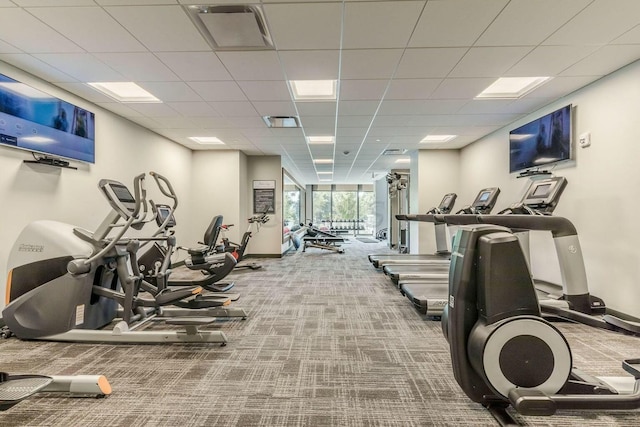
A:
307,136,335,144
87,82,161,103
476,77,551,99
421,135,457,143
189,136,225,145
289,80,337,101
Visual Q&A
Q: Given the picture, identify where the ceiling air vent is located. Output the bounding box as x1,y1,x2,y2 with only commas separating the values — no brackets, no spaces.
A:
185,5,274,50
382,148,408,155
262,116,300,128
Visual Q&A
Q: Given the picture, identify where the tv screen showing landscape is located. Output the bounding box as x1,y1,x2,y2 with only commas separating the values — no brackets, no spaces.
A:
509,105,571,173
0,73,95,163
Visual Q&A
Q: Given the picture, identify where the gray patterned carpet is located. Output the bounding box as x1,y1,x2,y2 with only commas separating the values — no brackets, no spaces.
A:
1,238,640,426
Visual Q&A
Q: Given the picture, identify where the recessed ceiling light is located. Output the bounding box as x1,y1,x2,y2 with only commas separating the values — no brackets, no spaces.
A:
476,77,551,99
319,179,332,182
189,136,225,144
313,159,334,164
289,80,337,100
317,171,333,175
88,82,161,103
307,136,335,144
395,158,411,163
421,135,457,143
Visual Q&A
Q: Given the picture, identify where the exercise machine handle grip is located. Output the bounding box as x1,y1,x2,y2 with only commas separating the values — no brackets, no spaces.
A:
149,171,178,205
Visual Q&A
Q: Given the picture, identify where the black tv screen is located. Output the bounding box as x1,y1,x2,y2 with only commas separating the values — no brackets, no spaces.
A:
0,73,95,163
509,105,572,173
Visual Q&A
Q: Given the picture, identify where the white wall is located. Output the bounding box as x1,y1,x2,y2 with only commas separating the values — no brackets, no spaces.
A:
188,150,242,249
246,156,282,255
0,62,193,309
459,59,640,318
413,150,461,254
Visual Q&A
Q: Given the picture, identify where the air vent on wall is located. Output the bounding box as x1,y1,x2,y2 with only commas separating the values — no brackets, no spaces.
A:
185,5,274,50
382,148,408,155
262,116,300,128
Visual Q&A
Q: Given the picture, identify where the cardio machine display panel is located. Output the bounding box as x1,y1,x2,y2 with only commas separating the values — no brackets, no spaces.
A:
523,176,567,209
98,179,137,219
438,193,457,213
470,187,500,211
155,204,177,228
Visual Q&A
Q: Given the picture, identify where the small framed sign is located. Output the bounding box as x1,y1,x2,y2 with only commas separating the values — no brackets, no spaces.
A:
253,180,276,213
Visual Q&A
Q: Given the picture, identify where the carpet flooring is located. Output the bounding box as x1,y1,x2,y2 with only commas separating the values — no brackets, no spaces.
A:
1,238,639,426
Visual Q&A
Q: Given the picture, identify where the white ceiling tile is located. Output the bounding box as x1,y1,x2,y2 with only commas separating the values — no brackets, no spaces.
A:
105,5,210,52
278,50,339,80
0,53,77,82
95,102,145,118
228,116,270,129
209,102,259,117
156,52,231,81
167,102,219,117
505,45,600,77
560,45,640,76
0,9,83,53
612,24,640,44
296,102,337,116
380,100,467,115
137,82,202,102
343,1,424,49
93,53,180,81
338,100,380,116
217,51,285,81
251,101,296,116
449,47,533,78
457,99,515,115
299,115,335,130
337,127,368,137
395,48,467,78
338,115,374,128
147,117,199,130
127,103,181,118
429,78,495,99
544,0,640,46
339,79,389,101
14,0,94,5
33,53,124,81
27,7,147,53
97,0,177,4
130,117,163,129
385,79,441,99
57,82,116,103
477,0,591,46
187,81,247,102
237,80,291,101
0,40,21,53
264,2,342,50
410,0,507,47
525,76,602,98
341,49,404,79
188,117,235,128
371,115,413,127
506,98,557,114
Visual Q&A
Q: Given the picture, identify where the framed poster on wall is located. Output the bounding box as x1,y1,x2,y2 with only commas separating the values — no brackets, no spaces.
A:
253,180,276,214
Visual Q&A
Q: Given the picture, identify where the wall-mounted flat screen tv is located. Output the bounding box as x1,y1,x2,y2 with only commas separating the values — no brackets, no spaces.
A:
509,104,572,173
0,73,95,163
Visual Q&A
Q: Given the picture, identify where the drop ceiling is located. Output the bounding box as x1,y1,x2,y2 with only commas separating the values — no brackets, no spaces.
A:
1,0,639,184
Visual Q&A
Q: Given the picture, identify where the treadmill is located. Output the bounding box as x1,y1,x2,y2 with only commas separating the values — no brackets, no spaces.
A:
368,193,457,268
378,187,500,272
401,177,565,317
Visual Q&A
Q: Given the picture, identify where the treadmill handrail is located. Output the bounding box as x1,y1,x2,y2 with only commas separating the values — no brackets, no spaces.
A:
401,213,577,238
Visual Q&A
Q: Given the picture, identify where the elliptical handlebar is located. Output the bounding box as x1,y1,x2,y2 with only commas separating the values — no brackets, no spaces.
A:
150,171,178,206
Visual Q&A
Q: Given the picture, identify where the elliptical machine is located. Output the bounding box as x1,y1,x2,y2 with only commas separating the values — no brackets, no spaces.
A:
2,173,237,344
442,223,640,424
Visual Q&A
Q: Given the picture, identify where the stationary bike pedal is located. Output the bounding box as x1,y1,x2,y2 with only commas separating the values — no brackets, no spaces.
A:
163,317,216,326
0,374,52,409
